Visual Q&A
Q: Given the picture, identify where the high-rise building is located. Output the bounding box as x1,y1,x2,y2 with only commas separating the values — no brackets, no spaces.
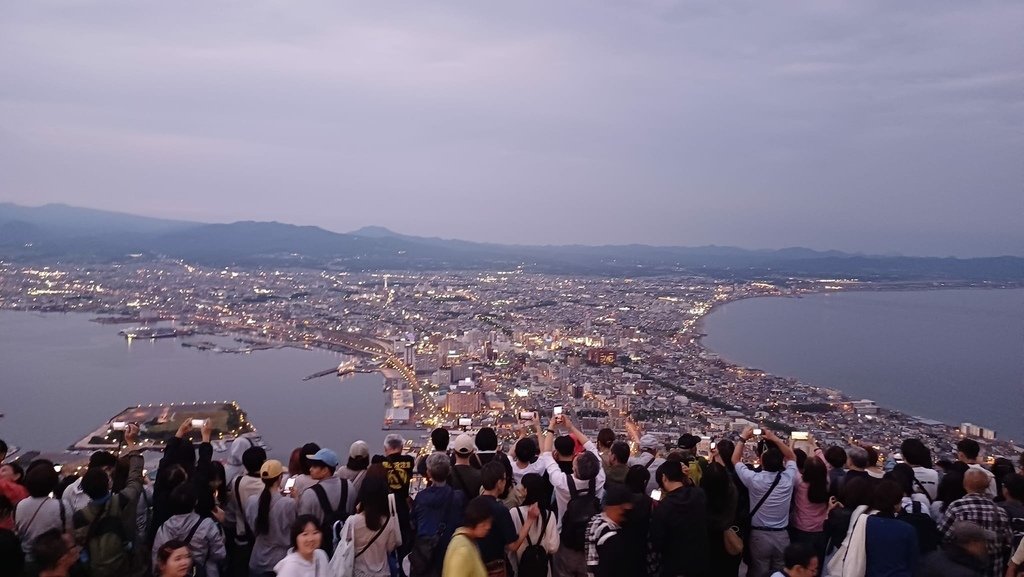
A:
404,343,415,368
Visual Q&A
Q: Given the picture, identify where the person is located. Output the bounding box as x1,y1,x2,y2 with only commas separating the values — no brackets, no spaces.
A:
701,461,741,577
628,434,665,494
823,446,848,497
902,438,939,502
918,520,990,577
789,449,829,566
62,450,118,514
478,460,538,577
604,442,630,486
863,479,919,576
933,462,970,522
410,453,466,577
227,444,267,576
15,461,69,558
957,439,998,499
31,529,81,577
596,428,616,468
843,446,874,487
939,468,1013,577
246,459,297,575
864,445,884,479
1008,535,1024,577
442,496,493,577
373,434,415,555
338,441,370,502
621,465,656,577
769,542,818,577
342,470,401,577
885,464,941,554
552,436,578,477
152,483,227,577
675,433,709,485
585,483,632,577
151,420,202,541
731,427,798,577
510,473,559,577
155,539,194,577
0,495,24,575
72,427,145,577
650,460,710,577
298,448,353,551
539,415,605,577
511,437,546,486
272,515,330,577
289,443,322,498
998,474,1024,520
450,434,483,501
0,461,28,529
417,429,451,478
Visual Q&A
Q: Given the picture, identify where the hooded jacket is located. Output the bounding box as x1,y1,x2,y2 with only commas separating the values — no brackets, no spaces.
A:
649,485,710,577
152,512,226,577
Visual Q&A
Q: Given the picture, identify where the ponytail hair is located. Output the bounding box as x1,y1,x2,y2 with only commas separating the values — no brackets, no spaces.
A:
255,476,280,535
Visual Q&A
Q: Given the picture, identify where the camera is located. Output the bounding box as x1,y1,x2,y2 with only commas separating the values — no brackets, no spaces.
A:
519,411,537,421
458,417,472,427
752,428,763,436
191,418,207,428
791,431,809,441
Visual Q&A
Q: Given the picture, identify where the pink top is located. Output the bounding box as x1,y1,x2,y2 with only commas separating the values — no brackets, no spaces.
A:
790,456,829,532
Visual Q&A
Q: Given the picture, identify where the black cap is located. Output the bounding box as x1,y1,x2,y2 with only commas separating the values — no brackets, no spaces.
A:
678,434,701,450
604,483,634,507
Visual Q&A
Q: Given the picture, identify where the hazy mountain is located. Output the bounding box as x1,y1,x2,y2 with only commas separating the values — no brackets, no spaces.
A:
1,203,1021,281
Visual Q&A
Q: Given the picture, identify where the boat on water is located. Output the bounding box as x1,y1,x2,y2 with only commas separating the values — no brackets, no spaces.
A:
119,326,190,339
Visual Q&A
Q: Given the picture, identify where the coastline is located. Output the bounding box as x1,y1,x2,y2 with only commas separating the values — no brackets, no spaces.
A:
691,284,1024,444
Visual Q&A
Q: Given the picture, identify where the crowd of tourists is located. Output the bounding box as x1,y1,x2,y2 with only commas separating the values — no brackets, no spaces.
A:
2,416,1024,577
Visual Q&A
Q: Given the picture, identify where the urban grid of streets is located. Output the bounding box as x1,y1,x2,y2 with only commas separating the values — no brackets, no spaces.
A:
1,260,1018,462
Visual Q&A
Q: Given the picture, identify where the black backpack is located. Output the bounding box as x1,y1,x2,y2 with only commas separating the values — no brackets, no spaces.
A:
312,481,349,555
183,519,209,577
561,478,599,551
897,500,940,553
516,508,550,577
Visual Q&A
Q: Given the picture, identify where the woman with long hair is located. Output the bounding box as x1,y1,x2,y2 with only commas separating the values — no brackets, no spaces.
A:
701,461,741,577
509,473,559,577
340,469,400,577
273,515,330,577
245,460,297,576
155,539,193,577
790,449,831,568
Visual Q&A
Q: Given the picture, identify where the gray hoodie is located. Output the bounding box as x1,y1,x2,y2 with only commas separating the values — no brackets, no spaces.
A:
152,512,226,577
245,491,297,573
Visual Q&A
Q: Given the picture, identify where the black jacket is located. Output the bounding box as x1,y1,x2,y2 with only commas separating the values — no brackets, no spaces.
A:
649,486,710,577
917,545,986,577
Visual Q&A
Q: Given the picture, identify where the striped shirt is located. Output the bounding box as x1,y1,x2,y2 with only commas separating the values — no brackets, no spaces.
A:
585,514,621,577
939,493,1013,577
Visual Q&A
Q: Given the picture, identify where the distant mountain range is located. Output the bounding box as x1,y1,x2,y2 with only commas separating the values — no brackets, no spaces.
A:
2,202,1022,281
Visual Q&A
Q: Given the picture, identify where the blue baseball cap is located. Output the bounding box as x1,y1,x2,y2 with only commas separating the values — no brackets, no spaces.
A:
306,448,339,469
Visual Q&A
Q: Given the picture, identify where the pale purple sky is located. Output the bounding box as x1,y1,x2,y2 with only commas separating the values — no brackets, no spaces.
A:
2,1,1022,256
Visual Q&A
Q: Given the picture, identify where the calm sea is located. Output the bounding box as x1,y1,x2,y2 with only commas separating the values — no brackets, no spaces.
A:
0,311,391,458
702,288,1024,442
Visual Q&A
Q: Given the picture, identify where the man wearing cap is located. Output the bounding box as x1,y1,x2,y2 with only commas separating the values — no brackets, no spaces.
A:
628,434,665,494
298,448,354,551
919,520,991,576
938,468,1012,577
585,483,633,577
675,433,709,486
451,433,482,501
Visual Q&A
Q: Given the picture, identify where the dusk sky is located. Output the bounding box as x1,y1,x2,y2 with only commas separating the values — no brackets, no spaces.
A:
2,1,1021,256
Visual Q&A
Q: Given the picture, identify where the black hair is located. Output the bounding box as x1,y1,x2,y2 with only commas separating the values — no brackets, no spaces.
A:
610,441,630,465
936,469,967,512
761,448,784,473
824,446,847,469
869,479,904,516
31,528,69,570
290,514,321,548
956,439,980,460
242,446,268,475
24,462,59,498
900,438,933,469
431,428,451,452
1003,473,1024,502
513,438,539,464
597,428,616,449
88,451,117,470
885,463,915,497
863,446,879,469
475,428,498,452
299,443,320,475
0,439,7,456
156,539,190,570
839,476,876,509
655,460,685,487
783,542,816,570
794,448,807,471
481,461,506,491
803,455,829,504
81,467,111,500
553,436,575,458
255,475,280,535
358,473,388,532
170,483,198,516
520,473,551,510
700,462,733,516
715,439,736,462
308,460,336,476
625,464,651,495
464,496,494,528
209,461,229,508
993,458,1016,498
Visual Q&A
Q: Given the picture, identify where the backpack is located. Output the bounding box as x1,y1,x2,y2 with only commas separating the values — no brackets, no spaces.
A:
78,497,133,577
516,508,550,577
312,481,349,555
183,519,209,577
561,478,600,551
897,501,940,553
408,488,455,577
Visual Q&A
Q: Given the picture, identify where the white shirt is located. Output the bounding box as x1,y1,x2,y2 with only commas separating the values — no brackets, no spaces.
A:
911,466,939,502
274,549,330,577
539,440,606,529
511,459,548,486
509,506,559,577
